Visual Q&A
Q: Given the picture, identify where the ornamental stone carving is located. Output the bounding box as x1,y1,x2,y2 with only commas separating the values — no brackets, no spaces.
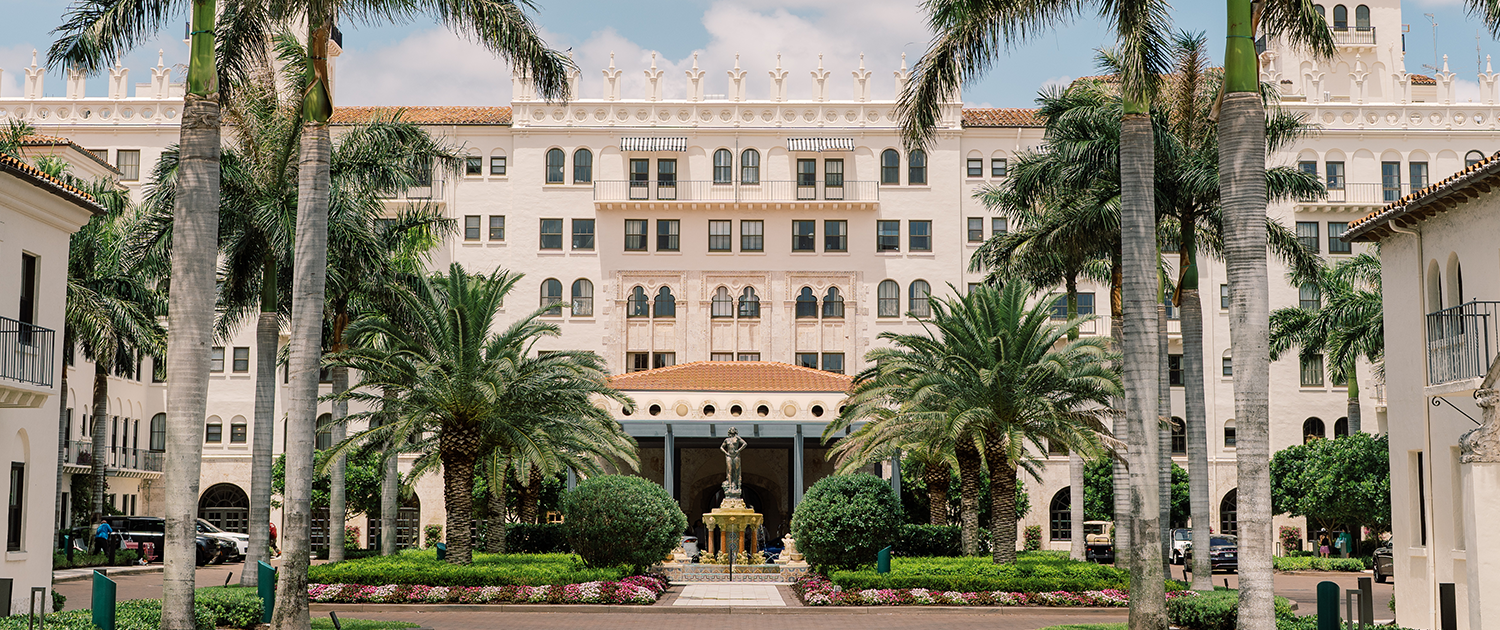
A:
1460,388,1500,464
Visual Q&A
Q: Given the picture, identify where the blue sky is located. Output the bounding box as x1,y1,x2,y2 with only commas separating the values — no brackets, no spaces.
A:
1,0,1492,107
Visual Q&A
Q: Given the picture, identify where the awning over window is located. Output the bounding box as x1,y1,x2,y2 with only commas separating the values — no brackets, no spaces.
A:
620,137,688,152
787,137,856,152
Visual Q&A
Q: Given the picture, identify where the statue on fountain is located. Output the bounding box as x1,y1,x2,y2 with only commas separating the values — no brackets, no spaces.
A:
720,427,747,507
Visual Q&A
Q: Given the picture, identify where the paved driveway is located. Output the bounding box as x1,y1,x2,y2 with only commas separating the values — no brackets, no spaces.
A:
1169,565,1395,621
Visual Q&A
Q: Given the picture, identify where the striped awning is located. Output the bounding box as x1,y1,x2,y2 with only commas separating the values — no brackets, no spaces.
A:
787,137,856,152
620,137,688,152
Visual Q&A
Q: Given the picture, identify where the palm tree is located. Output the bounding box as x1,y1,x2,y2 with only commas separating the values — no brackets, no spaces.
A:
327,264,634,565
829,283,1119,563
1270,254,1383,434
829,403,964,529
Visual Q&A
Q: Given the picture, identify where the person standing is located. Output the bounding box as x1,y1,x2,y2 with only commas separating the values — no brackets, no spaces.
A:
93,514,116,564
1317,529,1331,559
269,521,279,558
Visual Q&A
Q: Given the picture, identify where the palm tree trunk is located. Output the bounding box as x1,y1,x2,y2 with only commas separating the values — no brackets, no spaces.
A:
924,460,949,526
1180,286,1214,589
486,457,508,553
1159,301,1173,572
328,365,348,562
1346,358,1361,434
55,366,68,536
1221,6,1273,617
955,438,982,556
242,275,278,585
1110,256,1131,560
984,436,1018,564
1069,452,1085,560
161,84,221,629
1120,109,1166,626
271,123,331,630
380,390,398,556
90,363,108,519
440,425,482,565
521,464,542,525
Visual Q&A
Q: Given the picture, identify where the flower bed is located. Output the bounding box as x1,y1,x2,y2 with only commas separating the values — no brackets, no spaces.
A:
793,574,1199,607
307,575,669,605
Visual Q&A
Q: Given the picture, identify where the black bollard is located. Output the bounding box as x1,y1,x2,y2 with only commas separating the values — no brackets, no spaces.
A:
329,611,343,630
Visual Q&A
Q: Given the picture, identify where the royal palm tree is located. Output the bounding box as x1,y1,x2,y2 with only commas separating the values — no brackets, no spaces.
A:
1270,253,1383,434
830,283,1119,564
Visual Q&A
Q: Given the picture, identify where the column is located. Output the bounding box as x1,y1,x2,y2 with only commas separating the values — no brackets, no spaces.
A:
890,448,902,497
1462,389,1500,629
664,424,676,500
793,425,805,508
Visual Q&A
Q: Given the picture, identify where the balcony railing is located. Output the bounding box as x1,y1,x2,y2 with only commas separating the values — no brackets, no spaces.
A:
1304,183,1414,205
1426,300,1500,385
1,315,55,387
377,179,444,201
594,180,879,203
1331,27,1376,46
65,441,164,472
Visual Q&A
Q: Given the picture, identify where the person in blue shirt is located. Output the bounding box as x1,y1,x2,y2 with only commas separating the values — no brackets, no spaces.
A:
93,514,116,563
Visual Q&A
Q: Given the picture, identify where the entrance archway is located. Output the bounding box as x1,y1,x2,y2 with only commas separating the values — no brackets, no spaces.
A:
198,483,249,534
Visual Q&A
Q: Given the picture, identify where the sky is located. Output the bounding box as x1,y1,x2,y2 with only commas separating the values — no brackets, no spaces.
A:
1,0,1495,108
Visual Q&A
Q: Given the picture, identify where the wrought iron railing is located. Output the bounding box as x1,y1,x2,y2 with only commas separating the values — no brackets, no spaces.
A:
377,179,444,201
1331,27,1376,46
1305,183,1414,205
1,315,55,387
593,180,879,203
65,441,164,472
1427,301,1500,385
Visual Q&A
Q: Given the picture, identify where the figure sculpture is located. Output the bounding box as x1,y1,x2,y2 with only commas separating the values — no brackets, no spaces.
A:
721,427,747,499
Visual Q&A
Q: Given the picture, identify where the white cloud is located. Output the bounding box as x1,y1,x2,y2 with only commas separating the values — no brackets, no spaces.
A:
1455,77,1482,102
1039,75,1074,94
334,29,518,106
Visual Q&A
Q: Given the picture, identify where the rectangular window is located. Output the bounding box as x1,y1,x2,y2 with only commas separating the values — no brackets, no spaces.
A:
464,216,481,241
967,283,979,294
1410,162,1429,190
490,155,507,175
539,219,564,250
1299,283,1321,311
709,220,733,252
489,216,506,241
657,159,677,186
652,352,676,369
967,158,983,177
1415,451,1428,546
909,220,932,252
657,219,680,251
571,219,595,250
1301,355,1325,387
465,156,482,176
909,153,927,185
967,218,985,242
1225,425,1236,447
1298,160,1318,177
992,217,1008,237
797,159,817,187
1295,221,1320,253
736,353,761,361
1048,293,1095,319
210,347,225,373
1169,354,1183,386
1381,161,1402,202
824,220,847,252
795,353,819,369
1328,221,1351,254
1325,161,1345,190
629,159,650,199
822,353,845,374
230,423,247,443
7,463,23,551
711,353,736,361
824,159,844,188
877,221,900,252
991,158,1008,177
19,253,37,329
1220,284,1230,310
232,347,250,373
625,220,648,251
627,353,650,373
740,220,764,252
1222,357,1233,377
205,423,222,443
90,149,108,162
116,149,141,181
792,220,816,252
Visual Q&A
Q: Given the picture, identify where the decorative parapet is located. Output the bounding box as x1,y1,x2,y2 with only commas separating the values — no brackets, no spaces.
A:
0,49,186,127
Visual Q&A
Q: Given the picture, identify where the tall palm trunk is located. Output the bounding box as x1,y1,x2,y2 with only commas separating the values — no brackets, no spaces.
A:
1221,0,1273,618
90,363,109,519
243,263,278,586
1120,109,1166,627
486,457,509,553
271,123,331,630
328,365,348,562
955,438,983,555
521,464,542,525
1159,301,1172,572
1345,358,1361,434
1179,236,1214,590
984,436,1018,563
1065,278,1086,560
1110,257,1131,559
380,390,398,556
924,460,949,526
440,425,482,564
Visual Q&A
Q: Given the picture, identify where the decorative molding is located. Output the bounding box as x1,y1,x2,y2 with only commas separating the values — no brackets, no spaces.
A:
1461,388,1500,464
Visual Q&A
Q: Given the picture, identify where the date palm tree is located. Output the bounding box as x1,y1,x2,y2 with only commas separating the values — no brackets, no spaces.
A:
1270,253,1383,434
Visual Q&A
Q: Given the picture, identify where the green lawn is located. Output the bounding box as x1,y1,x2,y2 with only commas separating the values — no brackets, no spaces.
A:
308,549,629,586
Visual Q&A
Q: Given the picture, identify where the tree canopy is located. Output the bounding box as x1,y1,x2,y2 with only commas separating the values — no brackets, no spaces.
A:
1269,432,1391,535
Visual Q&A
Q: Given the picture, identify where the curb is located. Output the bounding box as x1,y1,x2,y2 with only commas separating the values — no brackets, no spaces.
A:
309,603,1130,615
53,565,164,583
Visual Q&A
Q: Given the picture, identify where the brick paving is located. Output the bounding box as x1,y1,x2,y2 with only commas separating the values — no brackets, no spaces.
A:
315,608,1128,630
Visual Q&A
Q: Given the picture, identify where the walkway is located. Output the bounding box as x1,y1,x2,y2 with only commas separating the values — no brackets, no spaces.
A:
673,584,787,606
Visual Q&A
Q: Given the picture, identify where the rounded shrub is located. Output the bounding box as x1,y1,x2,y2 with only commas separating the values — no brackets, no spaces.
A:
790,473,901,570
562,475,687,573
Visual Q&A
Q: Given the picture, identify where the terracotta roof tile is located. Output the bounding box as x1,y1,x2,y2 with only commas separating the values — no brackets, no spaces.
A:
609,361,853,393
0,153,106,215
329,106,513,125
20,134,121,174
1346,150,1500,241
1409,73,1436,86
961,108,1044,128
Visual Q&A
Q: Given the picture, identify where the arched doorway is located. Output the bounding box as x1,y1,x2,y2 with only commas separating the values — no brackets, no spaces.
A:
1220,489,1238,536
1303,417,1325,443
1048,488,1072,541
198,483,249,534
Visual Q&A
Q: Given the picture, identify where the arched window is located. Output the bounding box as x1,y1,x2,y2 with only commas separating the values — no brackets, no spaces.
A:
570,279,593,317
1048,489,1072,541
1313,4,1325,18
881,149,900,184
149,413,166,452
546,148,565,183
541,278,563,316
1224,419,1237,447
1303,417,1326,443
628,286,649,318
713,149,733,184
1220,489,1238,535
740,149,760,184
711,286,734,318
573,148,593,183
738,287,761,318
316,413,332,450
198,483,250,534
909,280,932,317
1334,417,1349,438
795,287,819,318
1354,4,1370,29
1170,418,1187,455
878,280,900,317
822,287,845,318
230,417,247,443
205,417,222,443
1467,150,1486,168
1332,5,1347,29
908,149,928,185
653,286,676,318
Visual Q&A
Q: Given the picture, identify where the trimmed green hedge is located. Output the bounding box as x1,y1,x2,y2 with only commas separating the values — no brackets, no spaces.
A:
562,475,686,573
1167,589,1294,630
828,553,1130,593
507,523,569,554
52,550,140,569
791,474,902,571
306,550,627,586
1273,555,1370,572
894,524,992,557
0,587,259,630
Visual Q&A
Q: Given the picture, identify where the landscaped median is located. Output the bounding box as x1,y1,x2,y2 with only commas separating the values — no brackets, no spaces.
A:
1271,555,1371,572
305,549,670,605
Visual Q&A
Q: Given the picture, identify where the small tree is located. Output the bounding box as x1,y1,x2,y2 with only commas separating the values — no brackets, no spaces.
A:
790,474,901,570
562,475,686,573
1270,432,1391,539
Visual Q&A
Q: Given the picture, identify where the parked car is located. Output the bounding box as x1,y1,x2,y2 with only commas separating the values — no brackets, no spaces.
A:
1170,528,1192,565
1373,541,1394,583
71,517,233,566
196,518,249,561
1185,535,1239,573
1084,520,1115,564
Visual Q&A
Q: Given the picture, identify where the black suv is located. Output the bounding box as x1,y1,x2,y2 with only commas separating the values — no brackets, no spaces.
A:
74,517,235,566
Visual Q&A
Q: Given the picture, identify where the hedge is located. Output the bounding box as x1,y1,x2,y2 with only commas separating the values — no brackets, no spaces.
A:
0,587,260,630
53,550,140,570
562,476,686,572
1167,589,1295,630
828,554,1131,593
306,550,627,587
790,474,902,570
1272,555,1370,572
894,524,992,557
506,523,569,554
